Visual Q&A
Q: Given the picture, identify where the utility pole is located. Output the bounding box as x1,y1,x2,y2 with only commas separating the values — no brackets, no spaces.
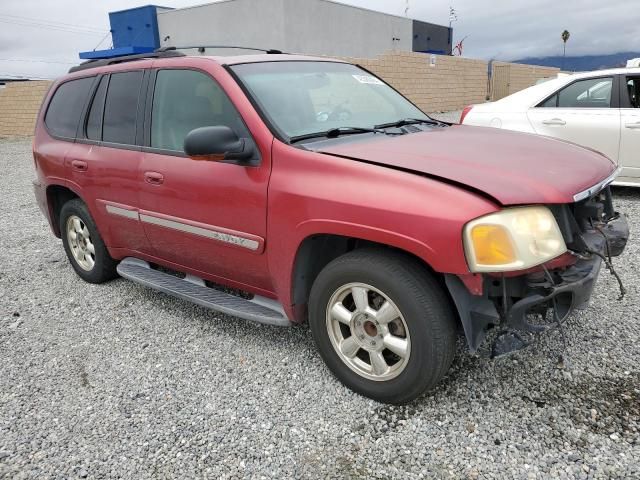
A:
449,7,458,28
405,0,410,17
449,7,458,55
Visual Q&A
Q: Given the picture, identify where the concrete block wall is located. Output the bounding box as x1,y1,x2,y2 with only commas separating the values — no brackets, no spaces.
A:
0,56,559,138
0,81,51,138
492,61,560,99
344,51,489,112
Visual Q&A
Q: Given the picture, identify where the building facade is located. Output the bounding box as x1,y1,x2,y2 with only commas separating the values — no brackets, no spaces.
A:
156,0,452,58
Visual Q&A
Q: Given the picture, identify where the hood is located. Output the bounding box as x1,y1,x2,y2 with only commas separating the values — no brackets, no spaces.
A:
312,125,616,206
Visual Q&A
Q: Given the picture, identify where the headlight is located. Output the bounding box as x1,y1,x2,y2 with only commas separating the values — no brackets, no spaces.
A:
464,206,567,273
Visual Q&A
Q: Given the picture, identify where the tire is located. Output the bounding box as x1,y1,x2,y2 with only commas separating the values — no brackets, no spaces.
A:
308,248,457,404
60,198,118,284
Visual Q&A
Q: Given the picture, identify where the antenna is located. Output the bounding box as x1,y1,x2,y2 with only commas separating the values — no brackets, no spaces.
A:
405,0,410,17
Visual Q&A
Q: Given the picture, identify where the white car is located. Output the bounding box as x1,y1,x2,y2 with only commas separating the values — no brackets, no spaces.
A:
461,66,640,186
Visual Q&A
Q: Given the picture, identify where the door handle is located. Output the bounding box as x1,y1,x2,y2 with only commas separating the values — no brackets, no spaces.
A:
144,171,164,185
542,118,566,126
71,160,88,172
625,122,640,129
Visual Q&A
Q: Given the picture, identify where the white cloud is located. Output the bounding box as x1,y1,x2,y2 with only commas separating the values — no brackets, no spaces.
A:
0,0,637,79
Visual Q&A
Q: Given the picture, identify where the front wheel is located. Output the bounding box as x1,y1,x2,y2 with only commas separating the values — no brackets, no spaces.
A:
308,249,457,404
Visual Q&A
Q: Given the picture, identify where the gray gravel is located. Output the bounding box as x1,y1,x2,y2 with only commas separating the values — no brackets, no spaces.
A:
1,137,639,479
430,110,463,124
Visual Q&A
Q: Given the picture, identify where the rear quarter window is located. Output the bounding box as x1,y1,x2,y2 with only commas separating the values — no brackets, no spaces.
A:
44,77,94,138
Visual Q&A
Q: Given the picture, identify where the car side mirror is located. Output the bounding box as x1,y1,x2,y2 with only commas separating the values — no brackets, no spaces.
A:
184,126,254,162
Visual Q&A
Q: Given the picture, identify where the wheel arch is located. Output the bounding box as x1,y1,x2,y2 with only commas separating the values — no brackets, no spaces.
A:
289,232,451,324
45,183,80,237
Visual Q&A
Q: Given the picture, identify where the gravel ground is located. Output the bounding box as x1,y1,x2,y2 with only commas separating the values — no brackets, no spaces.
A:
1,137,639,479
430,110,463,124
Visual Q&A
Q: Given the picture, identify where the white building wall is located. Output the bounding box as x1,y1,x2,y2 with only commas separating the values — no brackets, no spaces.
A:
281,0,412,57
157,0,413,58
157,0,287,54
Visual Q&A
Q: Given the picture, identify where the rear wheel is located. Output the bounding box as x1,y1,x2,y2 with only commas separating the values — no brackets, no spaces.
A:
309,249,457,404
60,199,117,284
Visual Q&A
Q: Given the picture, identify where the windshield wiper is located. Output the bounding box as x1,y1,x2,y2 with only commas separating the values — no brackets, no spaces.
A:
289,127,396,144
374,117,447,129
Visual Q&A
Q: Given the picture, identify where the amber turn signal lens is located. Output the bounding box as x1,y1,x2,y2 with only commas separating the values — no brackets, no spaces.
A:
470,225,516,265
463,206,567,273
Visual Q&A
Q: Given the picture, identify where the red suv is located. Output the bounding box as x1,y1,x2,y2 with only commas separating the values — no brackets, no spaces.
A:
33,50,628,404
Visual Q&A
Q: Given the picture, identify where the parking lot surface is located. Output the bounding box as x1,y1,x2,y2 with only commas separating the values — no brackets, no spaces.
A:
1,138,639,479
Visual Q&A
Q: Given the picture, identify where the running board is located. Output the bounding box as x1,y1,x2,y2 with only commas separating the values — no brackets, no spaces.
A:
116,258,292,327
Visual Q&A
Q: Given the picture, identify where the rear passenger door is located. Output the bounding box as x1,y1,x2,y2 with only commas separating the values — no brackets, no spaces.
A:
138,68,272,291
65,70,152,254
527,76,621,162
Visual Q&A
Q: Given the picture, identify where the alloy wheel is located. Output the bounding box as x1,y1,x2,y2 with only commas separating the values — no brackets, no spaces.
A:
325,282,411,381
66,215,96,271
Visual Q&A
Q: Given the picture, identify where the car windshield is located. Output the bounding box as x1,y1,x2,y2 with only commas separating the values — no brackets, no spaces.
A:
231,61,430,140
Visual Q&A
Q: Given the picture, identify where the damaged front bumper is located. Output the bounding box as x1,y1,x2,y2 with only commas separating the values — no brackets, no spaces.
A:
446,212,629,357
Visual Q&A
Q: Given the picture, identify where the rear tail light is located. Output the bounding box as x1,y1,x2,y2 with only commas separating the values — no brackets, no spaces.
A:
459,105,474,124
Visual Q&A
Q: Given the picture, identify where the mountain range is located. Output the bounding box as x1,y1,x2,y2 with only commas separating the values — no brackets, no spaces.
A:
514,52,640,71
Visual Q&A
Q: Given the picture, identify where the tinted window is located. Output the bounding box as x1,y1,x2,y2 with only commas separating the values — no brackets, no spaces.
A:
151,69,249,152
85,76,107,140
45,77,94,138
626,77,640,108
540,94,558,108
103,71,143,145
556,78,613,108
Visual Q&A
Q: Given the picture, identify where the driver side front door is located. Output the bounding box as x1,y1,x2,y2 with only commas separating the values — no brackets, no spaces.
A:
137,68,273,293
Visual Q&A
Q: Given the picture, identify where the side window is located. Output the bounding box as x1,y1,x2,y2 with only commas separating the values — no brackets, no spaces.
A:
103,71,144,145
557,77,613,108
540,94,558,108
45,77,94,138
151,69,249,152
625,77,640,108
85,76,108,141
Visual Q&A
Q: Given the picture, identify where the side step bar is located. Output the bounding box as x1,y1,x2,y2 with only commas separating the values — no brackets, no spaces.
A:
117,258,292,327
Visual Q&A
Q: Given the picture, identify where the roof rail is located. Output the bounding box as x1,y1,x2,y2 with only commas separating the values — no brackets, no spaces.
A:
68,50,186,73
157,46,285,55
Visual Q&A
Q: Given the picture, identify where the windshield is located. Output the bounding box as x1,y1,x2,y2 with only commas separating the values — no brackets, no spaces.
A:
231,61,429,140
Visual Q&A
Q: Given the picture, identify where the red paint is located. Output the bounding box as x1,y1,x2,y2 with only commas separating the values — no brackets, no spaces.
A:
316,125,616,206
32,55,618,323
459,105,474,124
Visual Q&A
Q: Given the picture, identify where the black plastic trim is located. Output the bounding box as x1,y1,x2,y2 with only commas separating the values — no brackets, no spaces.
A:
619,73,640,109
80,74,106,141
158,45,285,55
69,50,185,73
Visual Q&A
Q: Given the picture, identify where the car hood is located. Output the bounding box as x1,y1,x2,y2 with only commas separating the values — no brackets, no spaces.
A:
312,125,616,206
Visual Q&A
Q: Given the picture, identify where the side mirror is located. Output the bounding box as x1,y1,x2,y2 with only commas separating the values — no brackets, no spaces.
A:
184,126,254,161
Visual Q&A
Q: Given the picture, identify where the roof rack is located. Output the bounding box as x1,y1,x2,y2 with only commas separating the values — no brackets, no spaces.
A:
157,46,285,55
68,50,185,73
68,45,285,74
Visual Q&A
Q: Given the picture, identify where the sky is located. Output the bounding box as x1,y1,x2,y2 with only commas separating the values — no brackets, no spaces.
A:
0,0,637,79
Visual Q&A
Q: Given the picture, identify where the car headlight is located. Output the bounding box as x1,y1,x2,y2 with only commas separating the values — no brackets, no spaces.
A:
464,206,567,273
